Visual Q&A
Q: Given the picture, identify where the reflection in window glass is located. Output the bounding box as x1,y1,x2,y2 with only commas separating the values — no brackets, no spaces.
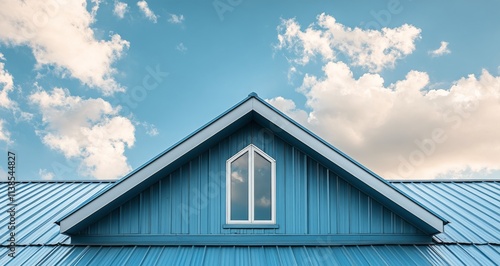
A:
254,152,272,221
230,152,249,220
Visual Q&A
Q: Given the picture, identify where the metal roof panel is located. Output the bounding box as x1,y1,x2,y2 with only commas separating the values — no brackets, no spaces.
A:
1,245,499,265
393,181,500,244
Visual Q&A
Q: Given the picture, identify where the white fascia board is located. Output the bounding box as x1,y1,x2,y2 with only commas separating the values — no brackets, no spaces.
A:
60,99,254,234
252,100,444,233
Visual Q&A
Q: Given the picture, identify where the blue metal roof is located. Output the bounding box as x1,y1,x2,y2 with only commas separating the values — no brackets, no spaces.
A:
0,181,498,265
1,244,499,265
393,181,500,244
0,182,111,245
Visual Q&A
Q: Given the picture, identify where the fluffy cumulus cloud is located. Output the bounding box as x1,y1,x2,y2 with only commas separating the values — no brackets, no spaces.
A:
30,88,135,179
0,0,130,95
276,13,421,72
268,62,500,180
137,1,158,23
429,41,451,57
266,96,308,124
113,1,128,19
274,14,500,180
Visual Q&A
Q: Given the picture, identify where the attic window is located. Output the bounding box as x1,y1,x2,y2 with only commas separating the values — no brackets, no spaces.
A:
226,144,276,224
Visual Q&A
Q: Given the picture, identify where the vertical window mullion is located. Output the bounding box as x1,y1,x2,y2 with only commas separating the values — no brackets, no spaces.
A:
272,158,276,223
249,146,254,223
227,159,230,224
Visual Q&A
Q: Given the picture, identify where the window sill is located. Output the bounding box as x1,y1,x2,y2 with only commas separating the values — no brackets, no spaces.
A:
222,224,279,229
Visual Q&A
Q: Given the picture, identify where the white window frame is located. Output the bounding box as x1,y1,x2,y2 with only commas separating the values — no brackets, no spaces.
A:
226,144,276,224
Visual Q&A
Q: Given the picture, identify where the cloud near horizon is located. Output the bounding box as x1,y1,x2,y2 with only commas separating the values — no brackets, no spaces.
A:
274,14,500,180
269,62,500,179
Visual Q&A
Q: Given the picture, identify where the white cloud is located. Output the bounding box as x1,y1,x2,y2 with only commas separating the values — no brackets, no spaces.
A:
231,171,244,183
39,169,55,180
287,66,298,83
0,119,10,143
276,13,421,72
29,87,135,179
0,54,32,122
176,42,187,52
256,196,271,207
168,13,184,24
113,1,128,19
90,0,101,18
140,121,159,136
137,1,157,23
0,53,15,110
277,16,334,65
0,0,130,95
429,41,451,57
266,96,308,124
268,62,500,180
147,127,159,136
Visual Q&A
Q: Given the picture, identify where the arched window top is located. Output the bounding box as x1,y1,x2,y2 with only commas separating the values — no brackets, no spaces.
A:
226,144,276,224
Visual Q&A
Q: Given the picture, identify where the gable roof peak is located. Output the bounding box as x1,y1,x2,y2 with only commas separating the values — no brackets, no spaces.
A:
248,92,259,98
57,93,446,235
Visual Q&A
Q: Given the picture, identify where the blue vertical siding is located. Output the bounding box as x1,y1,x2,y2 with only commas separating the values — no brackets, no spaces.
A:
81,122,423,236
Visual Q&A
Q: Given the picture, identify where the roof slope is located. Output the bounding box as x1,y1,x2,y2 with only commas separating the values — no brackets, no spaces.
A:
1,181,498,265
0,182,112,246
57,94,445,235
393,181,500,244
2,245,499,266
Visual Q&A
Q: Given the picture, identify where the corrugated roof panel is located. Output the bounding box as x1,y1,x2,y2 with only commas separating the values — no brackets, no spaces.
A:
402,183,482,242
1,245,498,265
393,181,500,244
1,246,33,266
41,246,74,265
458,244,499,265
0,182,111,246
58,246,92,265
274,246,297,265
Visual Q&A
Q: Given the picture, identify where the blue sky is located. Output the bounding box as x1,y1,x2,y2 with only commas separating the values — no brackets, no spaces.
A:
1,0,499,180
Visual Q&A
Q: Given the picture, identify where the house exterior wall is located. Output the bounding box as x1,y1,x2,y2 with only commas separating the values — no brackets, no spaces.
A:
80,122,423,237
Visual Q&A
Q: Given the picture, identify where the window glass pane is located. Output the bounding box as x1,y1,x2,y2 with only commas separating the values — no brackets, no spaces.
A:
230,152,249,220
254,152,272,221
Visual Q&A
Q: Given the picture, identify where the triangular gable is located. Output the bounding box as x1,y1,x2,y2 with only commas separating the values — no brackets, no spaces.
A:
74,124,430,245
57,93,446,235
